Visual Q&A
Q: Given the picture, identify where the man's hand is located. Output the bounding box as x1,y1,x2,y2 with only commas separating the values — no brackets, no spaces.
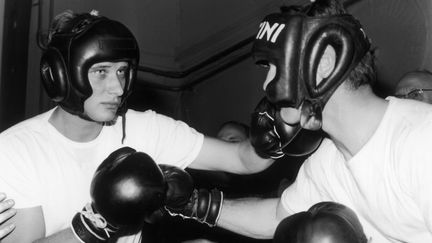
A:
72,147,167,242
0,193,16,239
160,164,223,227
250,97,286,159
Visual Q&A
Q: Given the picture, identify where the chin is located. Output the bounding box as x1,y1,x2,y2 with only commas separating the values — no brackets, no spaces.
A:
90,111,118,123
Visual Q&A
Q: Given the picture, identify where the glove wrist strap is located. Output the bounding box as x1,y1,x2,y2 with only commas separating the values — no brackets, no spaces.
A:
71,203,119,243
166,188,224,227
197,188,223,226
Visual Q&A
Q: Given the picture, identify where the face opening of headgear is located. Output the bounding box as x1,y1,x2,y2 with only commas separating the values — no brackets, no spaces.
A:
40,10,140,122
252,0,371,131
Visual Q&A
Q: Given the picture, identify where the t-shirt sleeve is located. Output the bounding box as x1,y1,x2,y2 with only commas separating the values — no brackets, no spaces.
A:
280,139,336,214
126,110,204,169
281,157,325,214
0,137,42,208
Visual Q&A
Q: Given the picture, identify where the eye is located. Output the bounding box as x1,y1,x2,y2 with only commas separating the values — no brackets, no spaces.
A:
117,67,128,79
408,90,423,100
88,68,108,80
256,60,270,69
95,69,106,75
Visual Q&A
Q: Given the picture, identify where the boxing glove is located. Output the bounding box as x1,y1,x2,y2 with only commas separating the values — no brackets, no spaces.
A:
250,97,324,158
273,201,368,243
72,147,167,242
159,164,223,227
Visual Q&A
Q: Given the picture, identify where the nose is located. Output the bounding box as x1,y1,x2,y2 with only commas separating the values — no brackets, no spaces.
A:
107,74,124,97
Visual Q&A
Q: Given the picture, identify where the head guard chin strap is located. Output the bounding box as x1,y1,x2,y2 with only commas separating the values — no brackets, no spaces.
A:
40,12,139,121
252,7,370,131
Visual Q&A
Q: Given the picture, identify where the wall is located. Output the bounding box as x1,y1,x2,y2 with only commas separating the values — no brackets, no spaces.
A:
22,0,282,132
0,0,32,130
20,0,432,135
0,0,4,92
184,0,432,136
350,0,432,94
186,58,265,136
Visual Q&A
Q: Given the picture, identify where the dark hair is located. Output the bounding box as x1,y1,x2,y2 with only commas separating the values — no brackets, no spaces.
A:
47,10,75,43
303,0,347,16
345,51,377,89
47,10,102,44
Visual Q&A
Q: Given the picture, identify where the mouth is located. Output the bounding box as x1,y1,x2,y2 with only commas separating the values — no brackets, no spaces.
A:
101,102,120,111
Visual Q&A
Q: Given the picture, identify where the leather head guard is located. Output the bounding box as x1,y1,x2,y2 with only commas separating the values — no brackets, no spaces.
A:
252,4,370,130
40,12,139,120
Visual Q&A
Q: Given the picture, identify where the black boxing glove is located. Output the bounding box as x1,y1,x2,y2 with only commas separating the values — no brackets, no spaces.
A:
273,201,368,243
72,147,167,242
250,97,324,158
250,97,288,159
159,164,223,227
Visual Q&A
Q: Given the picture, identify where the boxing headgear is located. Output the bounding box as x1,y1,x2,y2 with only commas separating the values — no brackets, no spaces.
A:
40,11,139,119
252,2,370,130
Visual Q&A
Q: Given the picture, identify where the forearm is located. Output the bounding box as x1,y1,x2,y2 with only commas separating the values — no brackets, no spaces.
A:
33,228,80,243
217,197,281,239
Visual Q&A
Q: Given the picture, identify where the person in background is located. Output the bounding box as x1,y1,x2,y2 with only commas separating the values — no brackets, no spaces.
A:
0,9,272,243
0,193,16,239
217,121,250,143
394,69,432,104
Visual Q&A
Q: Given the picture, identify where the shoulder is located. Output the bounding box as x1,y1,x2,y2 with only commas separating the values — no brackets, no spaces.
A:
387,98,432,148
0,110,52,143
305,138,338,165
124,108,196,130
124,109,174,124
386,96,432,124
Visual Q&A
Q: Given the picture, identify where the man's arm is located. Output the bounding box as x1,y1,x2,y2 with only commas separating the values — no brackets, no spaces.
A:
1,207,43,243
188,136,273,174
162,165,290,238
216,197,288,239
2,207,81,243
33,229,81,243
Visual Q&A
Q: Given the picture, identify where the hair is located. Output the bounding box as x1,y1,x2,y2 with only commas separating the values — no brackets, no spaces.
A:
304,0,377,89
47,10,75,43
303,0,347,16
345,51,377,89
47,10,102,44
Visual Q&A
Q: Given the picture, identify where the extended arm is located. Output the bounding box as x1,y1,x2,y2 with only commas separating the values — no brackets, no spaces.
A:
161,164,289,239
188,136,274,174
217,197,288,239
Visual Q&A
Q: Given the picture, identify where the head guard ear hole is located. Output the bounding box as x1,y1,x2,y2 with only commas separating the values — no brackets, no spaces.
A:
316,45,336,85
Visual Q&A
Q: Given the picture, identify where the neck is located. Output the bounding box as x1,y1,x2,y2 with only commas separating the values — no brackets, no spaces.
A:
49,106,103,142
322,84,388,160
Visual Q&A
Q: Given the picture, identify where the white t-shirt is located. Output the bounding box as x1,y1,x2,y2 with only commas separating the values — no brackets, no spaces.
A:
0,108,204,242
281,97,432,243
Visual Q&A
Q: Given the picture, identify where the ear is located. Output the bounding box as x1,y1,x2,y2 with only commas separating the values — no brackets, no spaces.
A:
316,45,336,85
